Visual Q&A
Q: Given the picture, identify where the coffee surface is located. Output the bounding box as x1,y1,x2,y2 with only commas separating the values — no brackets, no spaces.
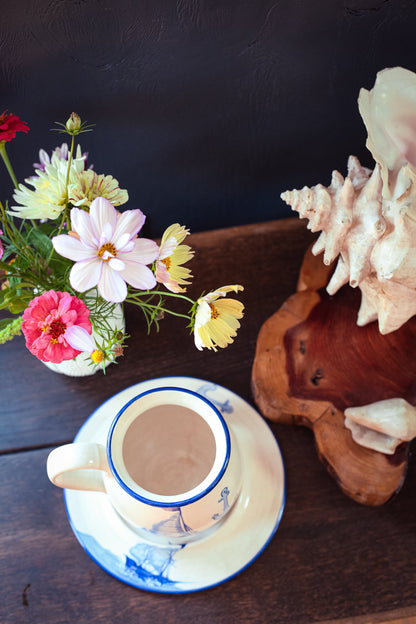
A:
122,404,216,496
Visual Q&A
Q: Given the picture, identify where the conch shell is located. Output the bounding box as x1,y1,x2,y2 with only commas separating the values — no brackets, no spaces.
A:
358,66,416,197
345,398,416,454
281,155,416,334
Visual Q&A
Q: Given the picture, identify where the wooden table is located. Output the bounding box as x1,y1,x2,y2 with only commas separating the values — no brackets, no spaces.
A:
1,219,415,624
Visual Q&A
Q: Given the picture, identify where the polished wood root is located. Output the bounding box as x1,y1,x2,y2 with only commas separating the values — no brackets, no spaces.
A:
252,246,416,506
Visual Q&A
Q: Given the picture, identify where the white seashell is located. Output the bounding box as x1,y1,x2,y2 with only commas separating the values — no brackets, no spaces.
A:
281,156,416,333
358,67,416,197
344,398,416,454
358,275,416,334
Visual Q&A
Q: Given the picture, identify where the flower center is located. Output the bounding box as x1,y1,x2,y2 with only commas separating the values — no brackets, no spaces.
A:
209,303,220,320
91,349,104,363
97,242,117,261
161,257,171,270
46,320,67,344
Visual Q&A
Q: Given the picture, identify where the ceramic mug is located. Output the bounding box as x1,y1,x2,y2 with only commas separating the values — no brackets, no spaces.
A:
47,387,241,544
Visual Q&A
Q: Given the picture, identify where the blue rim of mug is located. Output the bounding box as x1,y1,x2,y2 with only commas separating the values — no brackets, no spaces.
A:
106,386,231,508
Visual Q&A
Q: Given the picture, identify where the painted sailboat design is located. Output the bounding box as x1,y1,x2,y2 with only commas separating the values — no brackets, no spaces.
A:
151,507,194,538
125,541,185,587
78,531,185,589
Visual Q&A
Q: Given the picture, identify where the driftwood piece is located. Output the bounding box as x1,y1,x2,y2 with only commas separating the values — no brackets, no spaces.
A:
252,246,416,505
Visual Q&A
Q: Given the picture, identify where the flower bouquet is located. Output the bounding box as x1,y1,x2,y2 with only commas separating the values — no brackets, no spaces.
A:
0,111,244,375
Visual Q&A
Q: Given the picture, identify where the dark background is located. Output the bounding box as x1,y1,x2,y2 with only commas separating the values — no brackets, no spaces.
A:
1,0,416,237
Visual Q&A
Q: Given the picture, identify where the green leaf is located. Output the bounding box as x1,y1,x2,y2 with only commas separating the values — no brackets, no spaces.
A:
0,259,13,272
0,286,18,303
47,254,72,281
0,317,16,331
8,297,31,314
27,228,53,259
0,285,33,311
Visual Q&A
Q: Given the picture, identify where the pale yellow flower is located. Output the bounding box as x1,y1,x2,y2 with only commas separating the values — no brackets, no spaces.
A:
10,151,85,220
155,223,194,293
194,285,244,351
69,170,128,207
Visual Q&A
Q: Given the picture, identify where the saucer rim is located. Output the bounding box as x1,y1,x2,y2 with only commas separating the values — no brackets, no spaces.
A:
64,375,286,593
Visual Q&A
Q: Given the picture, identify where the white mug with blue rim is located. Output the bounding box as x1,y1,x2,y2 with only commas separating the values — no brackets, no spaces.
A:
47,387,241,544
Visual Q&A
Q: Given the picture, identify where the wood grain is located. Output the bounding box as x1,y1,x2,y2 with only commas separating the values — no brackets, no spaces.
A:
1,219,416,624
319,609,416,624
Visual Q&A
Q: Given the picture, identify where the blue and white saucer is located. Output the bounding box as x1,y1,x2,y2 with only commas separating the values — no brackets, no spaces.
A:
64,376,286,593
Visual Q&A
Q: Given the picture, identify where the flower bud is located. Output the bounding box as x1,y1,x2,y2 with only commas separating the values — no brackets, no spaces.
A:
66,112,81,133
113,343,124,357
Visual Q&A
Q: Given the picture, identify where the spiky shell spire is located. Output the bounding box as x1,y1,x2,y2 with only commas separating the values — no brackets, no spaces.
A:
281,156,416,334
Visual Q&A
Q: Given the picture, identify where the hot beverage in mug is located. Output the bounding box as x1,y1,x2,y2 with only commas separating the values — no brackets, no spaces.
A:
122,404,216,496
47,387,241,543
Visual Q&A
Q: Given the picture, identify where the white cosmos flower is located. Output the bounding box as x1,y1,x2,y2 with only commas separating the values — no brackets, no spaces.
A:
358,66,416,196
64,325,105,364
64,325,97,353
52,197,159,303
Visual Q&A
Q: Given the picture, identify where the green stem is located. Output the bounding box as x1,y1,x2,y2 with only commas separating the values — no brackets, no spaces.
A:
49,133,75,264
65,134,75,197
135,301,192,321
157,308,192,321
0,203,26,250
45,205,69,266
0,149,38,230
0,141,19,190
126,290,195,305
56,206,69,235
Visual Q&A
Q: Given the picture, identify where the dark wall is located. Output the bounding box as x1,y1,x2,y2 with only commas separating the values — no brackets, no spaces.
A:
1,0,416,237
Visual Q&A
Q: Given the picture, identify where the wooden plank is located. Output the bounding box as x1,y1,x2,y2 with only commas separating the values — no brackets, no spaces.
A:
318,608,416,624
0,218,313,452
1,439,416,623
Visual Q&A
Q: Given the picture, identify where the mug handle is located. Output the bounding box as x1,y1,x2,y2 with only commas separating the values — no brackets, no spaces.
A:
47,443,110,493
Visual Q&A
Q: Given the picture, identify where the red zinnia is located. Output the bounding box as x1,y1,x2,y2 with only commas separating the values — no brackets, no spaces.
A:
0,110,29,142
21,290,92,363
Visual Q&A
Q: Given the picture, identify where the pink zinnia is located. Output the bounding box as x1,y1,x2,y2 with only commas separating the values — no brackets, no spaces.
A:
21,290,92,363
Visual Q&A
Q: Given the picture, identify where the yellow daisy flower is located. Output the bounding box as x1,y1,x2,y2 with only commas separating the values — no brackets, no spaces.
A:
155,223,194,293
194,285,244,351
